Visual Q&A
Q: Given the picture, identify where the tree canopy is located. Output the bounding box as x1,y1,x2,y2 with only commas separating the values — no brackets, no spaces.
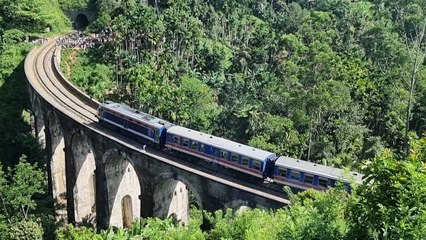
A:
61,0,426,169
0,1,69,239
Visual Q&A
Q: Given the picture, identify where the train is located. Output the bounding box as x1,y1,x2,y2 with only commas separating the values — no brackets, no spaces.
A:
96,101,363,192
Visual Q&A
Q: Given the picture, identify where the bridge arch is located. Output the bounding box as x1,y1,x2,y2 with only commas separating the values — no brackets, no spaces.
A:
70,131,96,226
47,111,67,221
103,149,140,228
153,173,202,224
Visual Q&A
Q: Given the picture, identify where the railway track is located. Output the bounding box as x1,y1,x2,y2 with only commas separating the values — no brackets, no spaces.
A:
31,38,98,123
25,38,291,205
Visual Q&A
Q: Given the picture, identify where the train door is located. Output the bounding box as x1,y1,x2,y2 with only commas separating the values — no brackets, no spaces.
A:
159,129,167,146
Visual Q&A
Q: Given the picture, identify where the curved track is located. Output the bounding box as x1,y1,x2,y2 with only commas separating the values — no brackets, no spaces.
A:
25,38,290,205
28,38,99,123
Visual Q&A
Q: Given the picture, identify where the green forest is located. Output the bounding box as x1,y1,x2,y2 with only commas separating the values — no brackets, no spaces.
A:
1,0,426,239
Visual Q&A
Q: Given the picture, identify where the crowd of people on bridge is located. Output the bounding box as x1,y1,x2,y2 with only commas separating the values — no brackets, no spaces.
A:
26,36,48,44
29,38,47,44
56,29,113,49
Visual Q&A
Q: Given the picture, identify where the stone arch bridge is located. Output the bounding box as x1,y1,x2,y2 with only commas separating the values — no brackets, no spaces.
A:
24,38,288,230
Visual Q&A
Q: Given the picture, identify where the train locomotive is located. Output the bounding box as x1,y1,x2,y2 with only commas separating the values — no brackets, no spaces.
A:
97,101,363,192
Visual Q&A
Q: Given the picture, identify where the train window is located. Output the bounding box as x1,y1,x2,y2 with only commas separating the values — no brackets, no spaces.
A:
173,136,180,144
231,153,239,163
200,144,205,153
127,121,149,135
318,178,328,188
290,171,300,181
220,150,227,159
191,141,198,150
304,174,314,185
277,168,287,177
213,148,219,157
241,157,249,167
104,112,124,126
252,160,261,170
183,139,189,147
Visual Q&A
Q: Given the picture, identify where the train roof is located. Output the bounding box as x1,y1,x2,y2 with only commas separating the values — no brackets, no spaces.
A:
167,125,276,162
275,156,364,184
100,101,174,129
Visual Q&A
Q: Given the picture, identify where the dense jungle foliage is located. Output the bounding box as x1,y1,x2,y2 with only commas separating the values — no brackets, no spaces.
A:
64,0,426,171
1,0,426,239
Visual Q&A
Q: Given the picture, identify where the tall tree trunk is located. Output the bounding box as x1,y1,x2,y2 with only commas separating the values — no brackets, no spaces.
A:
404,59,418,154
307,127,312,161
404,22,426,154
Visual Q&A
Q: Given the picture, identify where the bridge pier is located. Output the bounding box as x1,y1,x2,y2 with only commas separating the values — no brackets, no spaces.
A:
29,94,46,149
46,111,68,225
94,166,109,230
70,131,96,226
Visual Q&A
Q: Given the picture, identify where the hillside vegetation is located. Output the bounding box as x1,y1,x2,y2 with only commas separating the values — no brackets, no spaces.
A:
65,0,426,170
0,0,70,239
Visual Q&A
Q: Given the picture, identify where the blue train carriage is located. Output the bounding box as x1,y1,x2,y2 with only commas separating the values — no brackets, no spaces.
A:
273,156,364,192
97,101,173,144
165,126,277,178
